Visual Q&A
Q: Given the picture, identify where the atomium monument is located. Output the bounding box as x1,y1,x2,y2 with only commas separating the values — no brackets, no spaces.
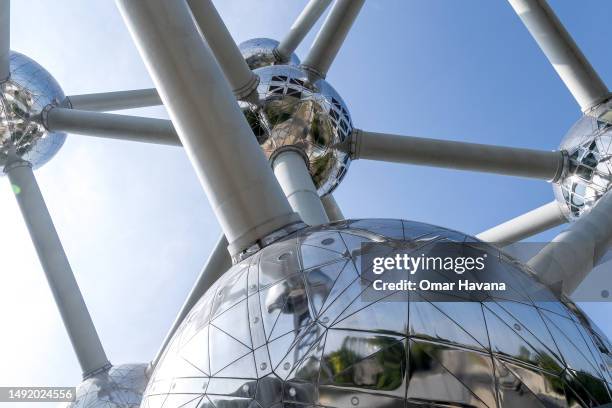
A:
3,0,612,407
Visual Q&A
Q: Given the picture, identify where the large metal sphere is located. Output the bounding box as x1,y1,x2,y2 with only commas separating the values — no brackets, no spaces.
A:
143,219,612,408
238,38,300,70
553,104,612,220
241,65,352,196
65,364,148,408
0,51,66,169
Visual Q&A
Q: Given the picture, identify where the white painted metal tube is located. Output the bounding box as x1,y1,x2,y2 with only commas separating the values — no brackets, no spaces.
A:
0,0,9,82
64,88,162,112
4,156,110,378
508,0,610,111
275,0,332,63
301,0,364,79
477,201,566,245
528,191,612,295
44,107,180,146
116,0,299,257
322,194,344,222
187,0,259,98
352,130,566,181
152,234,231,368
272,149,329,226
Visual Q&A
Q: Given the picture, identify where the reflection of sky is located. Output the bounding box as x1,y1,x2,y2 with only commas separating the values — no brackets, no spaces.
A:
0,0,610,398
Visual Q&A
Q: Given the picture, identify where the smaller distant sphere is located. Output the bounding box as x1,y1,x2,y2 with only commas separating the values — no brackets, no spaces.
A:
238,38,300,70
240,64,352,196
65,363,149,408
553,105,612,220
0,51,66,170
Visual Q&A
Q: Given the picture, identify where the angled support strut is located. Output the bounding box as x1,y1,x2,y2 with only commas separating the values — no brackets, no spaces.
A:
4,155,110,378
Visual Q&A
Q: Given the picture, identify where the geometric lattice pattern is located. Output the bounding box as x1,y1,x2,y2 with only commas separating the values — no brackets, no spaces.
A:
0,52,66,169
554,111,612,219
66,364,149,408
143,219,612,408
240,65,352,196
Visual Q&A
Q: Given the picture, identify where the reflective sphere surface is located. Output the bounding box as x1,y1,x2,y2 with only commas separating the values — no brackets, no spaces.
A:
65,364,148,408
0,51,66,169
143,219,612,408
241,65,352,196
239,38,300,70
554,107,612,220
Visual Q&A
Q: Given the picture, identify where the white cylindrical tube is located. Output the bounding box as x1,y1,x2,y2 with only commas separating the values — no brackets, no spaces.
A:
272,149,329,226
353,130,566,181
65,88,162,112
508,0,610,111
301,0,365,79
477,201,567,245
187,0,259,98
321,194,344,222
116,0,300,257
275,0,332,63
45,107,180,146
529,191,612,295
5,157,110,378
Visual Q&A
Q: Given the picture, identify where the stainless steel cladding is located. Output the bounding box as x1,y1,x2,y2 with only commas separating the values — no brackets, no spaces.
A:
0,52,66,169
241,65,352,196
554,103,612,220
143,219,612,408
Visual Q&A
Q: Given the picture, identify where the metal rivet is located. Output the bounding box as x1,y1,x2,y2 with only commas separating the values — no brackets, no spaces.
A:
283,362,291,370
260,362,267,370
513,323,521,331
289,387,296,397
322,238,334,246
351,396,359,406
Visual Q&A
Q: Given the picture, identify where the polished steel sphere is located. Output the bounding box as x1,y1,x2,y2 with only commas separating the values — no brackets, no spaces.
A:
66,364,148,408
0,52,66,169
553,106,612,220
238,38,300,70
142,219,612,408
241,65,352,196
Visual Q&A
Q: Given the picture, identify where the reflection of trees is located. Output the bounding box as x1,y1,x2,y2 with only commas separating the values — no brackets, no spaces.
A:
567,371,610,406
293,343,321,382
499,345,566,396
409,341,434,374
322,335,406,391
533,354,565,396
506,344,612,405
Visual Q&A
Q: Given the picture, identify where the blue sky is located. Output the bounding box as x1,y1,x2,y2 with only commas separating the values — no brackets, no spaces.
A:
0,0,610,397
